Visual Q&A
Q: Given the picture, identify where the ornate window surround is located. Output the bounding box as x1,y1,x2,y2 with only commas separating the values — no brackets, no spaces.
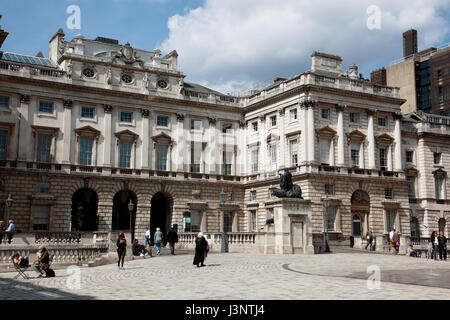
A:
152,132,173,171
0,122,15,160
32,125,59,163
115,129,139,169
74,125,101,166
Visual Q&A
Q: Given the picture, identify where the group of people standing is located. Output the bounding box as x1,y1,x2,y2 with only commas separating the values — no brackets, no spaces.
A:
116,227,209,269
430,231,447,261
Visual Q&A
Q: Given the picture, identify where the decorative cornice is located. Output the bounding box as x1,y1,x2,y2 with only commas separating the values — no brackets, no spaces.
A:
300,99,317,109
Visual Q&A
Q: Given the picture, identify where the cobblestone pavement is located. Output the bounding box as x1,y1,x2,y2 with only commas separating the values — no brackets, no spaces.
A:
0,251,449,300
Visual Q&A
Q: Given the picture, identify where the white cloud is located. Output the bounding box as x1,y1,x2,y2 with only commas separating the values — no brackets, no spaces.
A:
160,0,450,94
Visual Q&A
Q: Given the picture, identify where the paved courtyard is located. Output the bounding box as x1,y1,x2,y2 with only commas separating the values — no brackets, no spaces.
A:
0,251,449,300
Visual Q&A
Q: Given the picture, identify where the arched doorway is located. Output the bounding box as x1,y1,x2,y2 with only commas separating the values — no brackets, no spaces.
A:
150,192,172,245
71,188,99,231
112,190,137,232
351,190,370,236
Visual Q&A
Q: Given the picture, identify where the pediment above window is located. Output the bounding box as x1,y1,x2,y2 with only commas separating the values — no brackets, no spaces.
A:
347,130,366,143
74,125,101,140
115,129,138,143
152,132,173,145
375,133,394,146
316,126,336,139
31,125,59,138
267,133,279,143
0,122,15,136
432,168,447,178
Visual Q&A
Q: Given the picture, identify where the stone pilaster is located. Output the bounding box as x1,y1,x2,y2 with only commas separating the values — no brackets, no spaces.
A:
367,110,376,169
336,104,345,166
103,105,113,167
62,100,73,164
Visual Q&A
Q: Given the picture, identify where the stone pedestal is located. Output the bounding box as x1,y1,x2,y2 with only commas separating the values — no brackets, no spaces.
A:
264,198,314,254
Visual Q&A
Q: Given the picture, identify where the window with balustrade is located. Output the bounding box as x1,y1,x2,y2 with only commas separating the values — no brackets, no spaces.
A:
224,212,234,233
222,150,232,175
190,143,201,173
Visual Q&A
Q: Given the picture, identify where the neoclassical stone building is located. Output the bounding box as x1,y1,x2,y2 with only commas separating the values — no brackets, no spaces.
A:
0,28,448,253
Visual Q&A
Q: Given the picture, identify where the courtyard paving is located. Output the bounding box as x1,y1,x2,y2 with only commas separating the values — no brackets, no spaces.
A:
0,251,449,300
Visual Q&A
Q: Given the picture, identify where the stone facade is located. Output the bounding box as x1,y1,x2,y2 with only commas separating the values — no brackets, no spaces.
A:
0,29,449,253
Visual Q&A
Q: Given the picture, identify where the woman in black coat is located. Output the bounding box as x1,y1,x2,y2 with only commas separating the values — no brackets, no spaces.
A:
117,233,127,270
193,232,208,267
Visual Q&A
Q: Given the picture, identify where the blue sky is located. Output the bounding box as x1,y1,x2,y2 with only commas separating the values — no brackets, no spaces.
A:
1,0,450,94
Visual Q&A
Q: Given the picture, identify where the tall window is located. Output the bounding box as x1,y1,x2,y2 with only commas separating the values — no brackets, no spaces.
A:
435,177,444,199
379,147,388,170
190,144,201,173
270,116,277,127
270,145,277,171
290,140,298,167
252,150,259,173
33,206,50,231
434,152,441,165
410,218,418,238
0,130,7,160
250,190,257,201
39,102,53,114
386,210,396,232
250,210,257,232
81,107,95,119
157,116,168,127
223,150,232,175
120,112,133,123
326,207,336,231
0,97,9,109
156,145,168,171
224,212,234,232
351,143,360,167
319,139,331,165
407,176,416,198
290,109,297,121
352,214,362,236
405,151,414,163
79,138,93,165
37,134,52,163
119,142,132,168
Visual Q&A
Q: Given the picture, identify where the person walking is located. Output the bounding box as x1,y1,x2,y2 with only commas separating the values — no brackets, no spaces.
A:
392,229,400,253
430,231,439,260
438,231,447,261
365,227,374,251
145,228,151,247
389,228,395,253
193,232,209,268
166,225,179,255
5,220,15,244
116,233,127,270
154,227,163,256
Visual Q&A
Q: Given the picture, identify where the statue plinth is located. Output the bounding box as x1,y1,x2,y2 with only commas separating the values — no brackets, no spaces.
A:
264,198,314,255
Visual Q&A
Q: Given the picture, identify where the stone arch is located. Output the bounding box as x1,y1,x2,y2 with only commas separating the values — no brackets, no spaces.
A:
149,189,174,245
68,178,101,195
112,189,138,234
350,189,370,237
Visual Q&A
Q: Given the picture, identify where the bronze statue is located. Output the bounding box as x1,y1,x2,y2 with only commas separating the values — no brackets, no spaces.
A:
270,168,302,199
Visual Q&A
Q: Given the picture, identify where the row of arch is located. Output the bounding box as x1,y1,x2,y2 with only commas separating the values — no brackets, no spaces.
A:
71,188,173,240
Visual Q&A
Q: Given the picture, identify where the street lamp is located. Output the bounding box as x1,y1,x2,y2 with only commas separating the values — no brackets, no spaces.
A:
323,195,331,253
128,200,134,244
219,189,227,253
6,194,13,223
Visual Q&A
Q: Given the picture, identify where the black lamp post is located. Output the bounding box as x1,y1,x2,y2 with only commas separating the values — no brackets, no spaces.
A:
128,200,134,243
219,189,227,253
323,195,331,253
6,194,13,223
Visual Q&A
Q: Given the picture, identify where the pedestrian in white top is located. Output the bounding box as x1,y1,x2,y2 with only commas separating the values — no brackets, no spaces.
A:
145,229,151,247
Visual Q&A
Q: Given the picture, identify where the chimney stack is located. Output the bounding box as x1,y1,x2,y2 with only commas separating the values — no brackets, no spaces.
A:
403,29,418,58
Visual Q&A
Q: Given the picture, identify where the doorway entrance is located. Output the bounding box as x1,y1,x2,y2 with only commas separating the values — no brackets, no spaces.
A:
150,192,172,245
71,188,98,231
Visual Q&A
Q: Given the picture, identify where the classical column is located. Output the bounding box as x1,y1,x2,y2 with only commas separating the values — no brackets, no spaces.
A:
18,95,31,161
307,101,316,163
367,110,376,169
259,115,267,173
103,105,113,167
299,101,308,164
393,112,403,172
237,121,246,175
175,113,185,172
207,117,217,174
279,108,286,169
62,100,73,164
336,104,345,167
141,109,150,169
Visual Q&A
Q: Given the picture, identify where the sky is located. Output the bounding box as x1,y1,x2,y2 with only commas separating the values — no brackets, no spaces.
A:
1,0,450,95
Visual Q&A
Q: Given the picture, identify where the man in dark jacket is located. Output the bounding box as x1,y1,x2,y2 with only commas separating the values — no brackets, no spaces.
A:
438,231,447,260
166,225,179,255
365,227,374,251
132,239,151,258
193,232,208,267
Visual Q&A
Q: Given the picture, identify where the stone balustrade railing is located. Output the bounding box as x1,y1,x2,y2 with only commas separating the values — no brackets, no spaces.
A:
178,232,263,253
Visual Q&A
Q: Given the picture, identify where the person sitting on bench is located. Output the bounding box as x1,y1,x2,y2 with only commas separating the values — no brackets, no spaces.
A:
32,247,50,277
13,253,29,268
132,239,151,257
